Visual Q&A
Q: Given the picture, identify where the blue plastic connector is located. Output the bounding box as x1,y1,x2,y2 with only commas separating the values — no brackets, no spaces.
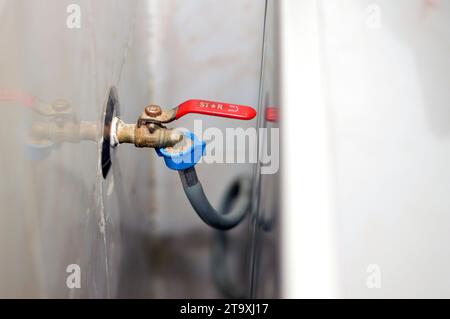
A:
155,130,206,170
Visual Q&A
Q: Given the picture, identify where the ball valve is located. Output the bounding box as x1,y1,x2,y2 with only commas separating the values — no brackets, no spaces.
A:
110,99,257,230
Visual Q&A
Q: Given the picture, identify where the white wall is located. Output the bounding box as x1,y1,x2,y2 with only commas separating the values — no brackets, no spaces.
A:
281,0,450,298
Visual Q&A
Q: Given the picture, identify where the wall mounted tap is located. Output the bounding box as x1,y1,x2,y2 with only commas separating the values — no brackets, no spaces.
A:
110,99,256,149
110,98,257,230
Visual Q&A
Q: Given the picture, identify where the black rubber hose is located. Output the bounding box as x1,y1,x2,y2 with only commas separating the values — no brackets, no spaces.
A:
179,167,252,230
212,175,252,298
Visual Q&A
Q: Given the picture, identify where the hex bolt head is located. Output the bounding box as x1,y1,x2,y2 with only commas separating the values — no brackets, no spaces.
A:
145,105,162,117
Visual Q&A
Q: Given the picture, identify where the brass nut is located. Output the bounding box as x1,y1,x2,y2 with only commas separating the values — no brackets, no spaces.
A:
145,105,162,117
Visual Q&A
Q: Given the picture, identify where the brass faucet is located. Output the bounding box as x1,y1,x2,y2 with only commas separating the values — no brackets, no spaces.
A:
110,105,183,149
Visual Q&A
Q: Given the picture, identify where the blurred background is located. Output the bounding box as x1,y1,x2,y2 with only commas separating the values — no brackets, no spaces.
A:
0,0,275,298
281,0,450,298
1,0,450,299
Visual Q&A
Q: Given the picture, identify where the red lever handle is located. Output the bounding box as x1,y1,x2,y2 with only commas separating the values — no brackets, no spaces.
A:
175,99,256,121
